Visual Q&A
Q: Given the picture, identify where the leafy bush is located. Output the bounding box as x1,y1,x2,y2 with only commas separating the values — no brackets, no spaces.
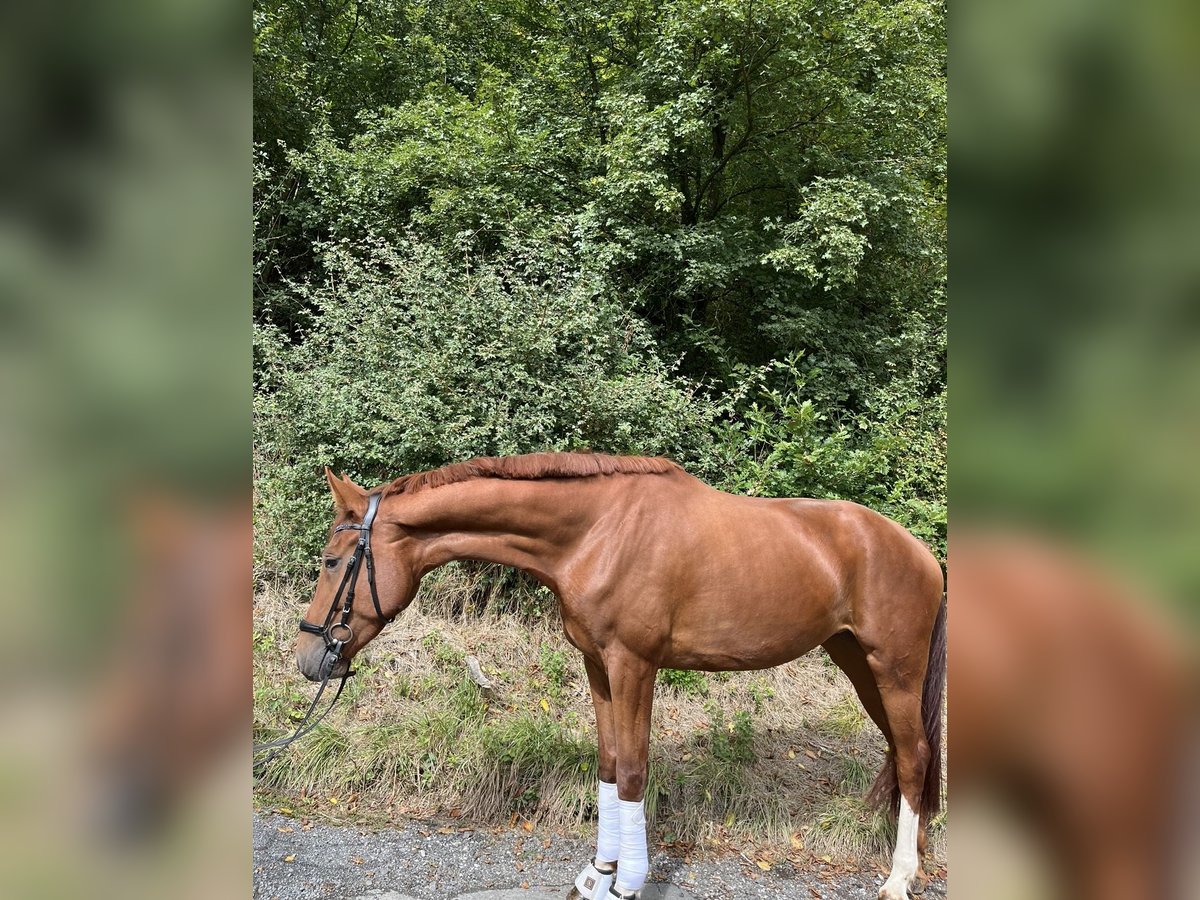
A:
254,236,722,579
712,355,946,558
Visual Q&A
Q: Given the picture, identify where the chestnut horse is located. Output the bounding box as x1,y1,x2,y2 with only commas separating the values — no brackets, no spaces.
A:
296,453,946,900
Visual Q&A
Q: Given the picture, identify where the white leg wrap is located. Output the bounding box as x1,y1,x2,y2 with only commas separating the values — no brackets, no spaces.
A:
614,798,649,894
879,796,919,899
596,780,620,863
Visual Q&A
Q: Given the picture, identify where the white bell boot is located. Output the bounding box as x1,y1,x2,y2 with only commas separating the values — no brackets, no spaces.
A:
572,859,616,900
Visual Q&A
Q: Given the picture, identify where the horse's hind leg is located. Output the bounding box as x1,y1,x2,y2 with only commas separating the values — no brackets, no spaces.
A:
821,632,918,846
822,631,893,747
866,653,933,900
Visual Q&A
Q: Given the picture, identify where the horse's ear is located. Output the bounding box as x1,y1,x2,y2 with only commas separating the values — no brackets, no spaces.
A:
325,466,366,511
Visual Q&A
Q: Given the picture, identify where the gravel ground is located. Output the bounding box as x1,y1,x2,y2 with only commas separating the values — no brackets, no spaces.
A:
253,812,946,900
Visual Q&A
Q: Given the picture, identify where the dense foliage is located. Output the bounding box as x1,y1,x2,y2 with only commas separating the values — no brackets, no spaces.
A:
253,0,946,579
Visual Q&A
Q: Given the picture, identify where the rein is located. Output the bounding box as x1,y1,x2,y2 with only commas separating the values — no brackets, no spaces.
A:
253,493,391,773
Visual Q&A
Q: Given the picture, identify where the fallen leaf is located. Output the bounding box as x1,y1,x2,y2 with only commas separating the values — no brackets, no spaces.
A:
757,860,772,871
351,856,365,865
540,698,550,713
787,749,796,759
805,749,818,760
283,854,296,863
521,882,530,890
790,834,803,850
328,796,339,805
522,820,534,832
277,807,293,815
277,826,294,833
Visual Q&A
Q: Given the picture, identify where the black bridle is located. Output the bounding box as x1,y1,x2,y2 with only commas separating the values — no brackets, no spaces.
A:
299,492,391,657
254,492,392,772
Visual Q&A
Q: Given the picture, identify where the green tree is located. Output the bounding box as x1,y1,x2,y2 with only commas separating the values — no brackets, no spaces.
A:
253,0,947,574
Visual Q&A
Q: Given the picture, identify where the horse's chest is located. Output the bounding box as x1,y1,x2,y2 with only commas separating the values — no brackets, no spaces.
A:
559,609,605,658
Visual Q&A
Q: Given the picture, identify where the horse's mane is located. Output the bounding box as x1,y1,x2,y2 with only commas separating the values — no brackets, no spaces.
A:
383,452,682,496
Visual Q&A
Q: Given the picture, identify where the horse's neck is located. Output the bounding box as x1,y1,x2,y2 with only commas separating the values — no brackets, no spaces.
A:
407,478,595,588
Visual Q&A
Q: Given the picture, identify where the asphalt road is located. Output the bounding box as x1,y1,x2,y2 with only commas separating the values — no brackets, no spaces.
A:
253,812,946,900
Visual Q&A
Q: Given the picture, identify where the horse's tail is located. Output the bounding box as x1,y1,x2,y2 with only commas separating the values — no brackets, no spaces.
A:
918,595,948,823
867,593,947,826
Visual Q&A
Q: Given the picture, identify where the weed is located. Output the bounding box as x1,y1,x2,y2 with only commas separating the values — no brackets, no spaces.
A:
808,794,896,861
818,696,868,739
707,705,756,766
837,753,873,794
539,644,569,697
747,677,775,711
659,667,709,696
392,674,416,700
253,629,276,653
422,629,464,670
448,675,489,723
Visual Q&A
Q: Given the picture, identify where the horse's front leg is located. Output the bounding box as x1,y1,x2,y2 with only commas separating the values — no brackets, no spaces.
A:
569,656,620,900
604,648,657,899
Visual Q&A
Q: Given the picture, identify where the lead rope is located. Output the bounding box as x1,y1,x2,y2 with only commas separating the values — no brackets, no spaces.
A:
252,667,352,774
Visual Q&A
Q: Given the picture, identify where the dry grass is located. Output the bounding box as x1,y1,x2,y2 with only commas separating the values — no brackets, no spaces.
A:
253,566,946,869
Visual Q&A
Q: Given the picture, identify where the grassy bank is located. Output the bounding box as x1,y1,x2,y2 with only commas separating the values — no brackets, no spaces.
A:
253,565,945,870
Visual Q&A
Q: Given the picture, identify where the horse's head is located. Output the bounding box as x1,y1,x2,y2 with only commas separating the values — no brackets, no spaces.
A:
295,468,421,681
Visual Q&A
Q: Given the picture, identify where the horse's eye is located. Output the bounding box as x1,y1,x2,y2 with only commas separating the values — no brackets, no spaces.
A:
324,558,339,570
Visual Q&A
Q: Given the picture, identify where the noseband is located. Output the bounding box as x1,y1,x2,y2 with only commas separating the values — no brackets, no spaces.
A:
254,491,393,772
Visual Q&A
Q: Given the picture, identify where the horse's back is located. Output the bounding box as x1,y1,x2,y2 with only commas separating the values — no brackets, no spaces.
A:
635,474,940,590
613,478,940,667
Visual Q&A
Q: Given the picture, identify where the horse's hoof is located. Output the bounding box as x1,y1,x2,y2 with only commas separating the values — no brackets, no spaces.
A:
910,876,926,895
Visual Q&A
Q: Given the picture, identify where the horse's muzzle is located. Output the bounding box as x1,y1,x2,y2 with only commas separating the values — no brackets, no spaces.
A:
296,636,348,682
